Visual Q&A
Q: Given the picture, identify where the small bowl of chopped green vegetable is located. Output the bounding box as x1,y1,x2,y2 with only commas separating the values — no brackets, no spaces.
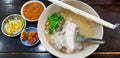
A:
1,14,26,37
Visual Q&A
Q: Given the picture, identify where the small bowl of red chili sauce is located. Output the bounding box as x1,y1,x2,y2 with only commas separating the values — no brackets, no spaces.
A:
21,1,46,22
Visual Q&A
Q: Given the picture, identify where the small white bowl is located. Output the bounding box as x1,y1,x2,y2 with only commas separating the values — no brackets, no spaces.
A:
21,1,46,22
1,14,26,37
37,0,103,58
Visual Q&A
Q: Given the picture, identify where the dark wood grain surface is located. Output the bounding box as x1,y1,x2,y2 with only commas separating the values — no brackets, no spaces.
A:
0,0,120,58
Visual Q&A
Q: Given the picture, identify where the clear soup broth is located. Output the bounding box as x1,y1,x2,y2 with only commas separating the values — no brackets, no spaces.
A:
44,9,95,54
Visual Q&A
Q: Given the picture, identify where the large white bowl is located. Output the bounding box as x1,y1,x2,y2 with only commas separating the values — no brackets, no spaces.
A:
37,0,103,58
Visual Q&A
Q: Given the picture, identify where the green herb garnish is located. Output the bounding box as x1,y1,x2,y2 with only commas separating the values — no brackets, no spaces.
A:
47,13,64,34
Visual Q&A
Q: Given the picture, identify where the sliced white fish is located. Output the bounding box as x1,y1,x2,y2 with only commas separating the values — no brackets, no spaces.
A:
63,19,78,53
52,18,79,53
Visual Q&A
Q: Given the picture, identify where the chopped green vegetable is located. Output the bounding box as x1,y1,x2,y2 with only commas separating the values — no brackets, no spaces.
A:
48,29,54,34
47,13,64,34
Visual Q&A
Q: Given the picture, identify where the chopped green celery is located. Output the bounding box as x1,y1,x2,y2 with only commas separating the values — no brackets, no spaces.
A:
47,13,64,34
48,28,54,34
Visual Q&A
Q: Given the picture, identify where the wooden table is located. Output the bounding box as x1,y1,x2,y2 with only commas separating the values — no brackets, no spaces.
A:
0,0,120,58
